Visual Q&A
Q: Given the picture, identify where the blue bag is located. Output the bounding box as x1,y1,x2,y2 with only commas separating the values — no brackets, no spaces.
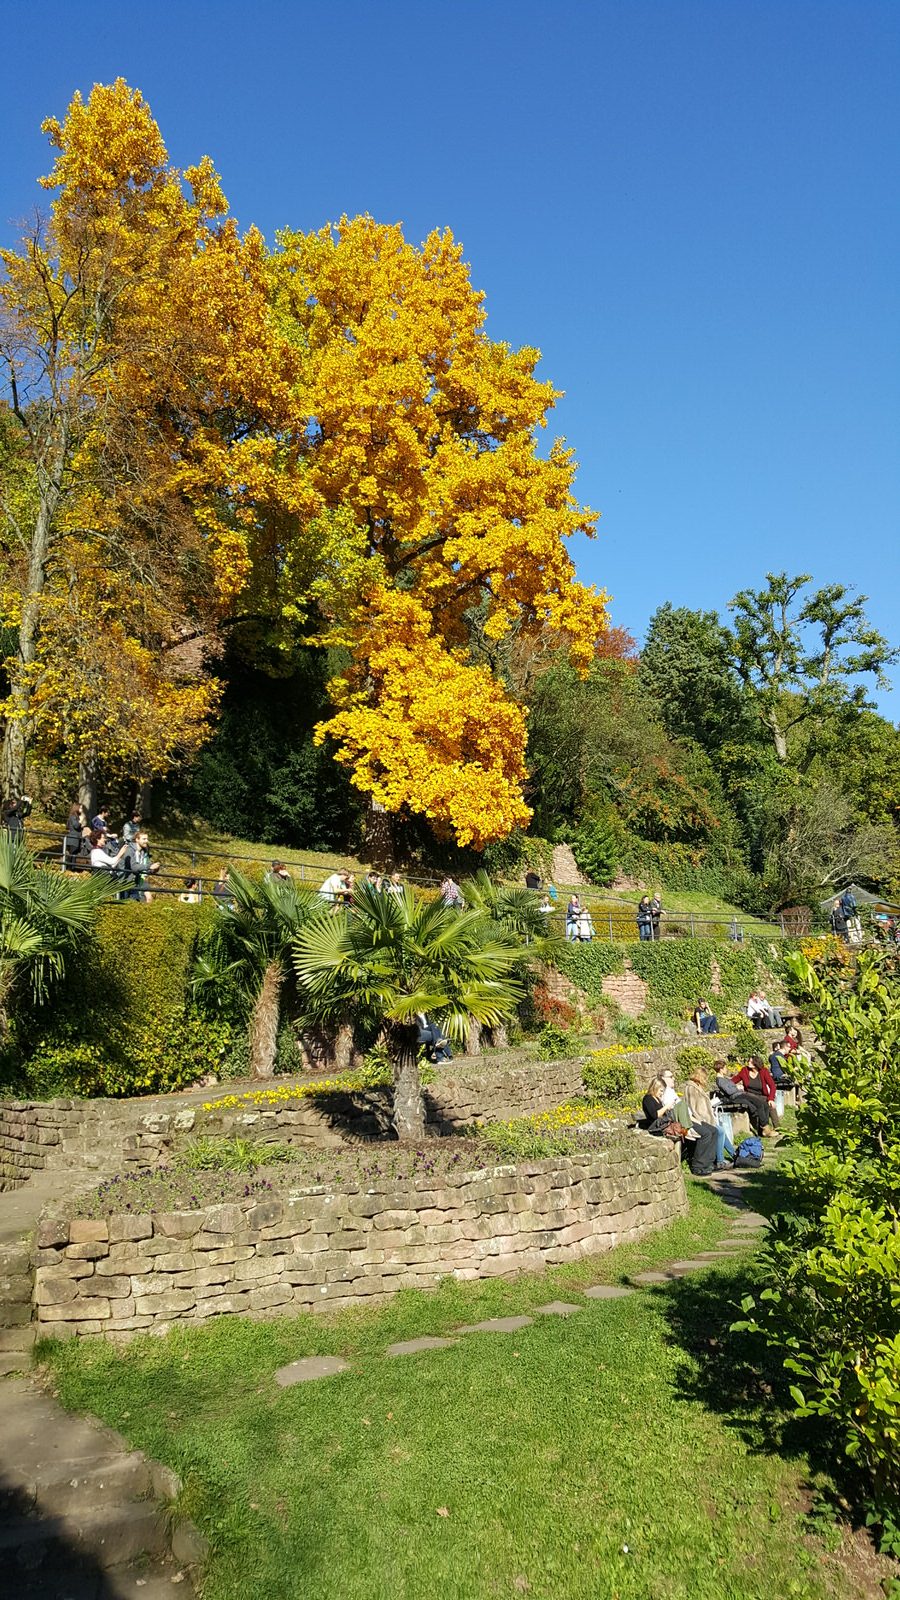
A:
735,1135,764,1167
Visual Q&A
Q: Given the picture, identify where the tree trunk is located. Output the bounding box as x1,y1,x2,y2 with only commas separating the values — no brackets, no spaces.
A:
364,797,396,870
389,1021,426,1141
486,1023,509,1049
248,960,283,1077
2,440,67,804
77,754,100,824
137,778,153,820
466,1018,482,1056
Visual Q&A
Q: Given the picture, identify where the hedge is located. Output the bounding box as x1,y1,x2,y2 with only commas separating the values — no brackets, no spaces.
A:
21,901,233,1097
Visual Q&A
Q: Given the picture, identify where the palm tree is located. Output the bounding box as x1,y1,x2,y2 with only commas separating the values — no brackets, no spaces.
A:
293,881,524,1139
0,835,113,1036
193,868,325,1077
461,869,556,1049
462,869,555,944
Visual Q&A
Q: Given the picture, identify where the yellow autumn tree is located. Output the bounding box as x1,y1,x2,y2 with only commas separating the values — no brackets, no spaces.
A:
268,216,610,844
0,81,306,803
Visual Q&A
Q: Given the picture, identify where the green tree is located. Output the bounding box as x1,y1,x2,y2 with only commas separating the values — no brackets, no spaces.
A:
726,573,897,766
294,882,523,1139
0,834,112,1036
193,869,322,1078
640,603,752,752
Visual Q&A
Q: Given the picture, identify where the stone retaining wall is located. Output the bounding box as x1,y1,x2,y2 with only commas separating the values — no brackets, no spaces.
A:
33,1135,686,1339
0,1100,87,1191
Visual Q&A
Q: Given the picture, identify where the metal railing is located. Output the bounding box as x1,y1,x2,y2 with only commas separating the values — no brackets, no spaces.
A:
17,819,884,944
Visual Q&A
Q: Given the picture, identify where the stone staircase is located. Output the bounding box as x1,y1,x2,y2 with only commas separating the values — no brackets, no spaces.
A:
0,1376,199,1597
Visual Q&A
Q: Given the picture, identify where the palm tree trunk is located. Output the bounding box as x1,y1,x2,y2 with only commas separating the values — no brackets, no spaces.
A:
389,1021,426,1141
466,1018,482,1056
248,960,283,1078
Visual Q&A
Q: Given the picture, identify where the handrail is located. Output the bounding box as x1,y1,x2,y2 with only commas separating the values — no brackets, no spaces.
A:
10,818,811,936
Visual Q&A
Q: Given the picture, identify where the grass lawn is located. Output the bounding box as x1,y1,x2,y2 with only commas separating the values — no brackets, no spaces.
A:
40,1179,859,1600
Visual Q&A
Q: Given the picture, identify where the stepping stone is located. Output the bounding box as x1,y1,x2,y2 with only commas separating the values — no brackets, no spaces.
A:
456,1316,533,1334
274,1355,350,1387
717,1239,748,1249
583,1285,635,1299
732,1214,767,1228
386,1336,458,1357
629,1270,671,1286
667,1259,714,1273
534,1301,582,1317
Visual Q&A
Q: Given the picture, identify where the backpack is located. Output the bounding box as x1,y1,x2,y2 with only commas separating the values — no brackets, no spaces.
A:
734,1135,764,1167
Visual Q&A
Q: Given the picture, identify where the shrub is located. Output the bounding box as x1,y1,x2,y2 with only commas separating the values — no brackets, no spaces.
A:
675,1044,717,1078
536,1023,582,1061
733,947,900,1541
549,942,625,1003
570,819,618,886
481,830,554,884
726,1022,759,1063
612,1013,657,1047
582,1045,634,1105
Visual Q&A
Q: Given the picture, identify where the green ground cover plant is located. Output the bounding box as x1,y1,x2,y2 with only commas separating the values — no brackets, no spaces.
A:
40,1182,869,1600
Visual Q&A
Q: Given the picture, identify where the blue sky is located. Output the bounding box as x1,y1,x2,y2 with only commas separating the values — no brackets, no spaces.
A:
3,1,898,709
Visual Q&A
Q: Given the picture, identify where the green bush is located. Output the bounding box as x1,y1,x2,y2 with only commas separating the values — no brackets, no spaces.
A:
570,819,618,887
481,830,554,884
612,1013,657,1047
734,947,900,1541
726,1022,759,1063
675,1044,717,1078
582,1046,635,1105
549,942,625,1003
536,1023,581,1061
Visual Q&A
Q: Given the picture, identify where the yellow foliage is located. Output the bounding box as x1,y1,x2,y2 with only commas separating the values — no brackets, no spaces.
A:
316,589,531,847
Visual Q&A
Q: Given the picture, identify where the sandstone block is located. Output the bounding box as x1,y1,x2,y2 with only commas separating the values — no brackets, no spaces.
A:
245,1200,283,1230
34,1272,80,1305
172,1266,233,1291
41,1297,111,1321
153,1251,196,1274
96,1255,151,1277
202,1204,245,1233
37,1218,69,1249
65,1241,108,1261
195,1292,251,1318
81,1274,132,1298
108,1213,153,1243
249,1283,293,1310
68,1219,109,1244
157,1211,204,1238
135,1290,196,1316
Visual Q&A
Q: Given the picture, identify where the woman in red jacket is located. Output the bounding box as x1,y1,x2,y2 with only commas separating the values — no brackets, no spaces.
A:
732,1055,778,1136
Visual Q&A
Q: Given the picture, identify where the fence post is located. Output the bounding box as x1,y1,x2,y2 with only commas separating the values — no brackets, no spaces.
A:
780,913,785,937
690,913,695,938
608,910,613,940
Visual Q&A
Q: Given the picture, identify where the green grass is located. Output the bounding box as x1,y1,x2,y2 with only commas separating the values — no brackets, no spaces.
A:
41,1180,848,1600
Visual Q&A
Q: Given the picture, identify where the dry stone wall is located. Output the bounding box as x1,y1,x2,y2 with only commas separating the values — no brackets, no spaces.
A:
0,1100,87,1191
34,1136,686,1339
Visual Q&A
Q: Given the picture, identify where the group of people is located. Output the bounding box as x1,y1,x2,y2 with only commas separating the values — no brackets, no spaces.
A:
641,1023,805,1174
829,886,864,943
63,806,162,902
637,894,664,941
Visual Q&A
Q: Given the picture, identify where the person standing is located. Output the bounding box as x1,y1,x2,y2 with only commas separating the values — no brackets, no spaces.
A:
566,894,582,941
650,894,663,940
830,897,849,941
440,875,463,908
637,896,653,941
524,867,541,891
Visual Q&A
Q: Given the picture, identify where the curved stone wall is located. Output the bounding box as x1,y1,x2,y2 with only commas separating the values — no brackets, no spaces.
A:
34,1135,687,1339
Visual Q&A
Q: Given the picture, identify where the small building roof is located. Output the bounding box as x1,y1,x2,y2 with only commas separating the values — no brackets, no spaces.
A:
819,882,900,912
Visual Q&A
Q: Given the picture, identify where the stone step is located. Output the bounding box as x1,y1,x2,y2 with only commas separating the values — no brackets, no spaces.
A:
0,1499,169,1570
0,1321,37,1351
21,1451,153,1516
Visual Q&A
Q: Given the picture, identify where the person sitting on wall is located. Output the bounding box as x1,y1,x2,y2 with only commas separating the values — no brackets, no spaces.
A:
767,1040,796,1090
714,1059,770,1136
692,998,719,1034
641,1068,678,1131
732,1054,778,1136
415,1013,453,1064
682,1065,732,1172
